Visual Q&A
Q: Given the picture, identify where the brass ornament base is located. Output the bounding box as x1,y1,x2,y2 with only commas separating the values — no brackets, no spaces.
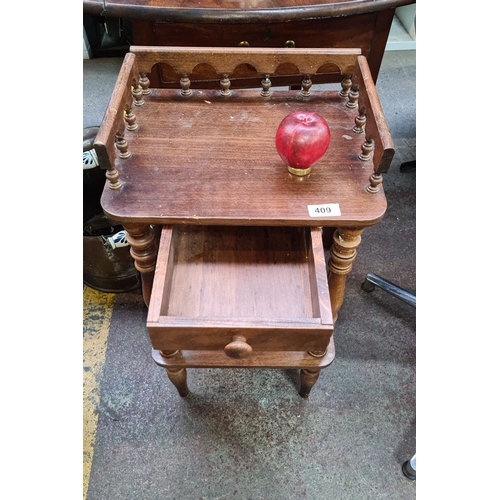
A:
288,165,312,176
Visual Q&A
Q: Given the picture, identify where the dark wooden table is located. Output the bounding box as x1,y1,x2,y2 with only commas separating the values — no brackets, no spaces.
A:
83,0,415,86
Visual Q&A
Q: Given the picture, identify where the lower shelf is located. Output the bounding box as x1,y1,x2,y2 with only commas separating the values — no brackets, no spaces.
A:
152,336,335,369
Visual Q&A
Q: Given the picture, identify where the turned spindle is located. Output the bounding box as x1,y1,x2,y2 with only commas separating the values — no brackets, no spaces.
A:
115,132,131,159
180,74,192,96
359,138,374,161
105,165,122,190
339,75,352,98
366,173,383,193
132,84,145,106
122,222,157,306
346,84,359,109
300,74,312,97
124,223,157,275
139,73,151,95
220,74,231,96
328,227,364,322
261,75,271,97
124,106,138,131
353,107,366,134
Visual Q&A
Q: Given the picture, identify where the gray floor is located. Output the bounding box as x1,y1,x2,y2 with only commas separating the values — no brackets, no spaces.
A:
83,50,416,500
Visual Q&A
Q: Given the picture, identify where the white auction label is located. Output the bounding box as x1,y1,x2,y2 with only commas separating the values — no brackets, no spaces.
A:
307,203,341,217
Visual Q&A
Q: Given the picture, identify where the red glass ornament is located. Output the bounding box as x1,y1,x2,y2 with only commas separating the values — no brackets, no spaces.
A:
275,111,331,176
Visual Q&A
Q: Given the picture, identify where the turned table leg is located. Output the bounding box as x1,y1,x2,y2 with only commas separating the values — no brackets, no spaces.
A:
165,367,189,397
299,368,321,398
328,227,364,322
299,347,328,398
122,223,158,307
160,350,189,397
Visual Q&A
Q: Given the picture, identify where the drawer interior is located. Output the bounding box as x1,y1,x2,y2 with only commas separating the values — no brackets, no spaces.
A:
147,225,333,352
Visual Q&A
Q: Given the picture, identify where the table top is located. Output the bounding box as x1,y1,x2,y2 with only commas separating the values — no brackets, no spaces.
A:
100,88,387,228
83,0,415,22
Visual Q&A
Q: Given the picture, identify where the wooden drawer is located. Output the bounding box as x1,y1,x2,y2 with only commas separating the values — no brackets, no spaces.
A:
151,15,375,50
147,225,333,357
132,11,390,88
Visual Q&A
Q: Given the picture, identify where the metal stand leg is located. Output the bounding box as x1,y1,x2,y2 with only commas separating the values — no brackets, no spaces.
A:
400,160,416,173
402,453,416,480
361,273,416,308
363,273,416,481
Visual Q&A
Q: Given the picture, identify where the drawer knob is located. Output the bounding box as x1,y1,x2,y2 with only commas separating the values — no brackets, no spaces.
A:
224,335,253,359
238,41,250,47
284,40,296,48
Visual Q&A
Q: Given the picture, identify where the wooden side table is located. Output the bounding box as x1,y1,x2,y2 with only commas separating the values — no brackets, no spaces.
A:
95,46,394,397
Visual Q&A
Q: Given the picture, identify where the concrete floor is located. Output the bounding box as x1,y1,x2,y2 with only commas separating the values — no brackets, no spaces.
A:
83,49,416,500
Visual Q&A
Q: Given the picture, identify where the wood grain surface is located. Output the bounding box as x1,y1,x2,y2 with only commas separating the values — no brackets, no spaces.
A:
147,225,333,353
101,85,387,226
